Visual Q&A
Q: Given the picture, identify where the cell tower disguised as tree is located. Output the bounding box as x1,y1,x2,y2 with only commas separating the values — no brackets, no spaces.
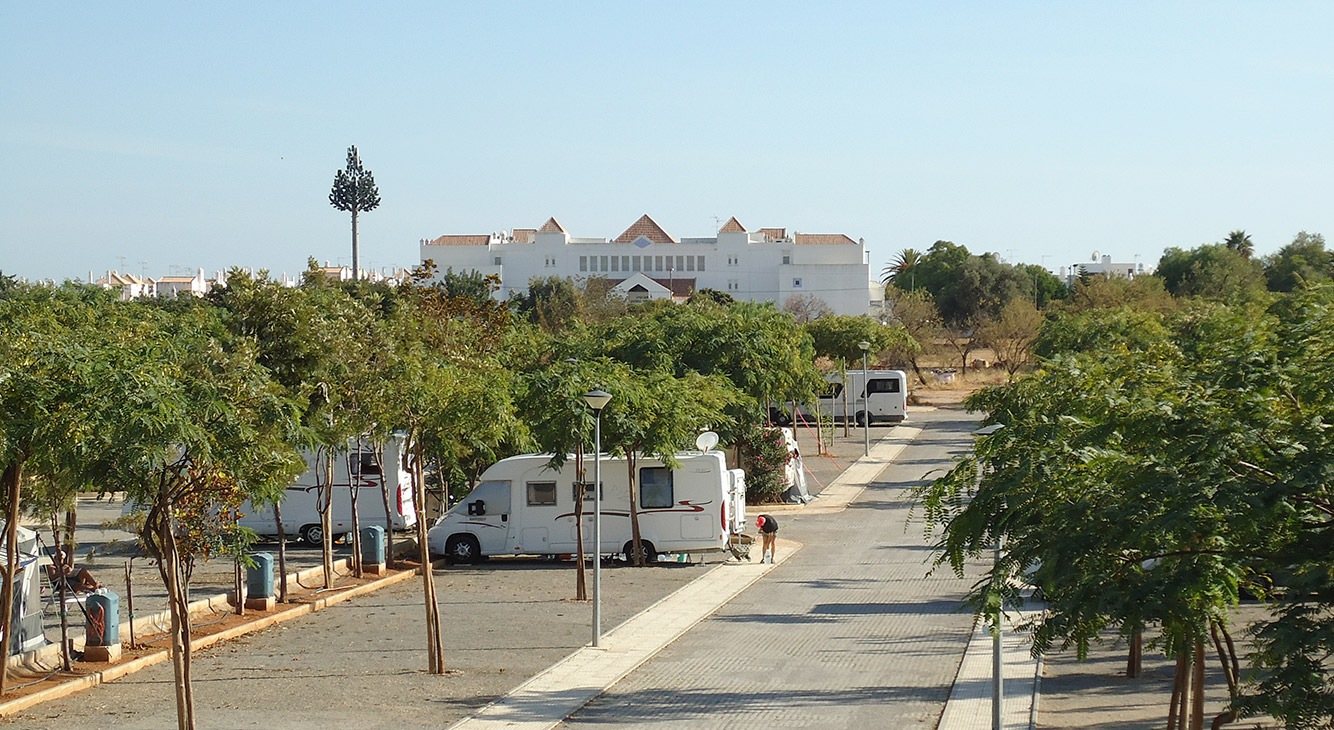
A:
328,145,381,281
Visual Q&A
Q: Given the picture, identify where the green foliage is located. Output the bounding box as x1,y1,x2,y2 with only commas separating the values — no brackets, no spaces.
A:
737,423,791,502
328,145,381,215
1263,231,1332,293
920,283,1334,726
890,240,1039,326
805,314,916,367
1155,243,1268,302
1034,307,1171,360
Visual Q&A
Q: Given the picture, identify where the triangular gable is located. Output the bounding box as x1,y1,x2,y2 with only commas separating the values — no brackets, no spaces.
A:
614,214,675,244
719,216,746,233
610,272,671,295
538,217,568,234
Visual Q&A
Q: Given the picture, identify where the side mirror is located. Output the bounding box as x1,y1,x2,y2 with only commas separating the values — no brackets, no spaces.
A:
467,500,486,516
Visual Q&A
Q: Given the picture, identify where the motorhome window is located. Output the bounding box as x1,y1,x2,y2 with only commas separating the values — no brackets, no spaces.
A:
355,452,381,476
572,481,602,502
527,481,557,506
639,468,673,509
821,383,843,399
867,378,901,394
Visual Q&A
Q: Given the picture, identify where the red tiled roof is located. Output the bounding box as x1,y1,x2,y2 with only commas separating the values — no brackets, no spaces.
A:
719,216,747,233
512,228,536,243
614,214,676,244
794,233,857,245
538,217,568,234
426,234,491,246
759,228,787,242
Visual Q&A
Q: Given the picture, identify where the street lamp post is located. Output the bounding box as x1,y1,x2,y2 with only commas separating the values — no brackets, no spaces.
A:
858,341,871,456
974,423,1006,729
582,389,612,648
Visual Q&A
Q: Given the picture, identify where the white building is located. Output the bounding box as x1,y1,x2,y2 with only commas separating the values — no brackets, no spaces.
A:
419,214,877,316
1060,253,1147,285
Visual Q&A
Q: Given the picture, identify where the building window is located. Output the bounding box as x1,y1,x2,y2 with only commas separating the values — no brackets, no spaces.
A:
655,255,664,271
675,255,685,272
494,256,503,266
729,255,739,266
685,256,695,272
793,278,803,288
580,256,587,272
620,256,629,272
600,256,609,272
633,256,641,272
697,256,705,271
639,467,673,509
611,256,619,272
727,279,738,291
782,255,791,265
527,481,557,506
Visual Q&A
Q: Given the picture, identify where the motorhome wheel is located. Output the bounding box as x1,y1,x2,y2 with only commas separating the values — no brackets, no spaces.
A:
445,534,481,564
855,410,868,427
299,524,323,547
622,539,657,566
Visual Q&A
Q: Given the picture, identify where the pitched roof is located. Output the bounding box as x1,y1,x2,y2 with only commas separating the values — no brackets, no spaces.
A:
718,216,747,233
614,214,676,244
426,234,491,246
538,217,568,234
512,228,537,244
794,233,857,246
759,228,787,242
97,272,150,286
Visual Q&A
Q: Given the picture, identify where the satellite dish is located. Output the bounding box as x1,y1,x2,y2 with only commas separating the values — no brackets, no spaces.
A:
695,431,719,452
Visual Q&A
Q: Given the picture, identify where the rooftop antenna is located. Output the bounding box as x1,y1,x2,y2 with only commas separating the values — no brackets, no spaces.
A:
712,216,723,233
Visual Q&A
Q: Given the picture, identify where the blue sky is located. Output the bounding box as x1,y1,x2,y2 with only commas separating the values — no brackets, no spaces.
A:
3,3,1331,283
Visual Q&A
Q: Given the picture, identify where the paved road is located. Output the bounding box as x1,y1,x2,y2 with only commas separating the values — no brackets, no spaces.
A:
559,407,983,728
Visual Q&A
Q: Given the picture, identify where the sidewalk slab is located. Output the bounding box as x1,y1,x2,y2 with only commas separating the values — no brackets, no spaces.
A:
448,541,801,730
938,606,1044,730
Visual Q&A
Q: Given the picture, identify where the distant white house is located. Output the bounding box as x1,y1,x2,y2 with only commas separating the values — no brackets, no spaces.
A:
1060,253,1147,285
154,268,224,298
91,271,154,300
419,214,878,317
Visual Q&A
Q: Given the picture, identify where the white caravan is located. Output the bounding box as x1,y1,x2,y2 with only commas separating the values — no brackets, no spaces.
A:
239,436,417,546
779,369,908,427
427,450,746,564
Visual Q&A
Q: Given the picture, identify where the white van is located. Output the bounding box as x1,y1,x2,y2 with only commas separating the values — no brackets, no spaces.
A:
779,369,908,427
427,450,746,564
238,436,417,546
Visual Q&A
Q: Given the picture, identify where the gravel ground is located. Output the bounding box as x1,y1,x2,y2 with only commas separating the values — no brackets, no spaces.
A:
4,553,712,730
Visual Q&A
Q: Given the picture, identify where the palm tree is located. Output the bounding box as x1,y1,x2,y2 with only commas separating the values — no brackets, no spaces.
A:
1224,230,1254,259
881,249,922,288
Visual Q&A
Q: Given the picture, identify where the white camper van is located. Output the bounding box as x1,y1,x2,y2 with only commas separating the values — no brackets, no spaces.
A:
238,436,417,546
778,369,908,427
427,450,746,564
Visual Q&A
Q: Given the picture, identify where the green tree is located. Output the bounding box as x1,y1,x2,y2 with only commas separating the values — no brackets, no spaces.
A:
1224,229,1254,259
1155,243,1267,301
974,297,1043,379
328,145,381,281
881,248,922,288
885,289,942,385
1263,231,1331,293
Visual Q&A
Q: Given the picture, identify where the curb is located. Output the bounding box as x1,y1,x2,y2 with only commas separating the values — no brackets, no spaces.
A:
0,560,423,718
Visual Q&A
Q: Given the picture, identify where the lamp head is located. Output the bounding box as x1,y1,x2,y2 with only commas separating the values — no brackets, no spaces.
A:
582,389,613,411
857,340,871,351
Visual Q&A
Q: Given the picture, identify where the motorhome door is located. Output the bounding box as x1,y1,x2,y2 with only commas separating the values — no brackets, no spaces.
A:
463,479,513,554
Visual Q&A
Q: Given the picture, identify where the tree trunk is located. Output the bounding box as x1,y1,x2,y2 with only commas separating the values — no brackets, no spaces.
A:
841,367,850,438
1190,640,1205,730
412,440,444,673
1127,626,1143,678
51,512,71,671
347,449,362,578
1167,650,1189,730
233,559,244,616
0,459,24,697
125,559,136,649
627,452,644,567
158,514,196,730
573,443,587,601
321,450,334,589
274,501,288,603
373,444,395,569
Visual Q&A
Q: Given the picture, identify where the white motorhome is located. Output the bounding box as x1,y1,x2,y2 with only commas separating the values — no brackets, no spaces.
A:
1,521,47,656
427,450,746,564
238,436,417,546
779,369,908,427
